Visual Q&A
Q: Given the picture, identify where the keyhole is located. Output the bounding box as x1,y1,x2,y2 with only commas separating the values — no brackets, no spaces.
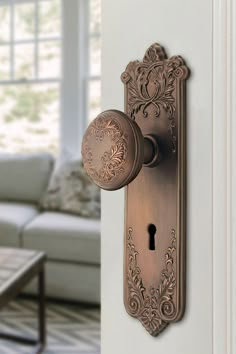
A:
148,224,156,251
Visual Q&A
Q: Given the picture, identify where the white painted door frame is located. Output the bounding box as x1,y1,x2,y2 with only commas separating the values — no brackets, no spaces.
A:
213,0,236,353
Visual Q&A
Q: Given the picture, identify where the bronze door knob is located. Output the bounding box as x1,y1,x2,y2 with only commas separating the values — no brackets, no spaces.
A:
81,109,159,190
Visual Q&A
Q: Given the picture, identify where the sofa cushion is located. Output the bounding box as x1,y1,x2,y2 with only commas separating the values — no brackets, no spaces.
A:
0,202,39,247
23,212,101,264
0,153,54,203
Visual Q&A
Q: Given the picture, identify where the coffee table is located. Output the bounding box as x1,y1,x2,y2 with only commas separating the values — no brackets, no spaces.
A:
0,247,46,354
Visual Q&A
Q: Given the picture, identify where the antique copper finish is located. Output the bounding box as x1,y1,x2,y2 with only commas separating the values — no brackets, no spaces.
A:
81,43,189,337
82,110,157,190
143,135,161,167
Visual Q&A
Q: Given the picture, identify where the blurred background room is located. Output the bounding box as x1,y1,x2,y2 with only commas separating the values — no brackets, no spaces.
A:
0,0,101,353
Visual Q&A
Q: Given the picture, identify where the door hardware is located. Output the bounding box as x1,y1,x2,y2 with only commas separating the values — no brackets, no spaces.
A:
148,224,157,251
81,43,189,336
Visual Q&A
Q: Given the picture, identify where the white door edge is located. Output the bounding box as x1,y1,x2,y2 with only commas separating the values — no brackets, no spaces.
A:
212,0,236,353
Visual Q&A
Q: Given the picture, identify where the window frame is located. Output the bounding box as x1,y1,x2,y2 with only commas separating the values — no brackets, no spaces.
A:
0,0,62,83
0,0,101,155
0,0,62,155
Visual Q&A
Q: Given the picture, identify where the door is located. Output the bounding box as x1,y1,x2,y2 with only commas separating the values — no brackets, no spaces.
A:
101,0,236,354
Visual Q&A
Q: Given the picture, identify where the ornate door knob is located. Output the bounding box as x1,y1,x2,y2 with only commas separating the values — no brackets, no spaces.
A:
81,109,160,190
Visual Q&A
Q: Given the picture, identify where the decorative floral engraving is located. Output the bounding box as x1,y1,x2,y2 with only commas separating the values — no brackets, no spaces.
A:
122,62,175,119
82,114,128,185
121,43,188,153
127,227,177,336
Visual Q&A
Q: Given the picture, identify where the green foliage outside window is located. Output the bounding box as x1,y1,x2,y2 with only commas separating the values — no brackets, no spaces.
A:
0,0,61,155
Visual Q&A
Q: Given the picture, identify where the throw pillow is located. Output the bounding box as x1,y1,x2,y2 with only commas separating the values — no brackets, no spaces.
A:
40,158,100,218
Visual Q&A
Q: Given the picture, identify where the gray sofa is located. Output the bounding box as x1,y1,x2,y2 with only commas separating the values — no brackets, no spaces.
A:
0,153,100,303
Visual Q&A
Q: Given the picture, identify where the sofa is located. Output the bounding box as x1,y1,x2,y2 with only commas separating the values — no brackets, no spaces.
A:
0,153,101,304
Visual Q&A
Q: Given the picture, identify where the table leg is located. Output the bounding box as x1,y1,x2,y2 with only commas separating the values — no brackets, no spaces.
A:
0,265,46,354
38,268,46,351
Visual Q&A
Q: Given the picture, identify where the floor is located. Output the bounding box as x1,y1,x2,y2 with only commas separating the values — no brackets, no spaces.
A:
0,298,100,354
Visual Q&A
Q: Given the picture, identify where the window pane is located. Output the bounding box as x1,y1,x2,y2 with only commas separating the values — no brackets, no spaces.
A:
14,3,35,40
14,44,34,79
89,36,101,76
90,0,101,33
0,46,10,80
0,6,10,43
0,83,60,154
39,0,61,38
88,80,101,123
39,41,60,78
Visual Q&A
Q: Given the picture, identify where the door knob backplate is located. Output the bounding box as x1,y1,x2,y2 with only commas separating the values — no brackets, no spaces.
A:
82,43,189,336
122,44,189,336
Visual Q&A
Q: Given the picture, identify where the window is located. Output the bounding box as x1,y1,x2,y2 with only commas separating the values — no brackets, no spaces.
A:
87,0,101,124
0,0,61,154
0,0,102,155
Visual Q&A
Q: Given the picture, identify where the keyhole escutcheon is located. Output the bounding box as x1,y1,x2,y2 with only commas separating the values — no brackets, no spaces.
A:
148,224,156,251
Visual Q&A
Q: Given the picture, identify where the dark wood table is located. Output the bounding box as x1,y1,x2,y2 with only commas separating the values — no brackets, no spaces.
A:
0,247,46,354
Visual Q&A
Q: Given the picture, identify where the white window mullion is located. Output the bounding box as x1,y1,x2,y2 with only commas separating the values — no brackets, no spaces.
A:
0,78,60,86
34,0,39,78
0,37,61,46
10,2,14,80
61,0,80,155
79,0,89,135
